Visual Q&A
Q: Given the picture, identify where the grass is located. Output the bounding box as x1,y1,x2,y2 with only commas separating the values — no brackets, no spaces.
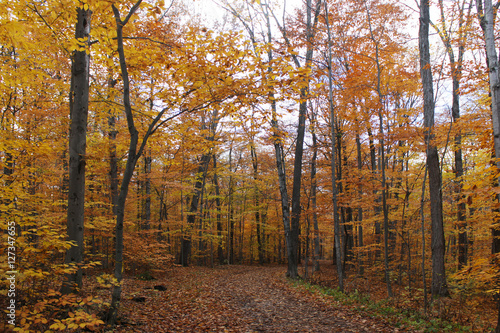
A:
289,278,472,332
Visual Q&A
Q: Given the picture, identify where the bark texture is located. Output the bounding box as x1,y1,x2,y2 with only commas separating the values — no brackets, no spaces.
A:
62,7,91,295
419,0,448,297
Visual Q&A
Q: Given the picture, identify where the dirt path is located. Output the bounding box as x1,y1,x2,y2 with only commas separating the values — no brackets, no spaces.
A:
113,265,407,332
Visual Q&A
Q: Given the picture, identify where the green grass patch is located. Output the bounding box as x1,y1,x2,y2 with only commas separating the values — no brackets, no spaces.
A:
288,279,471,332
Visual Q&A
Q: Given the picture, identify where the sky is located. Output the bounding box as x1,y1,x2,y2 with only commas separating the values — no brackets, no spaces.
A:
182,0,460,122
189,0,304,29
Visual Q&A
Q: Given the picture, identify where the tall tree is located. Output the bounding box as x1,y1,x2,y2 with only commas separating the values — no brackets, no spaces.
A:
432,0,473,268
62,5,91,295
419,0,449,297
324,0,344,291
310,105,321,273
181,110,218,266
265,0,322,278
287,0,322,279
476,0,500,330
364,0,393,298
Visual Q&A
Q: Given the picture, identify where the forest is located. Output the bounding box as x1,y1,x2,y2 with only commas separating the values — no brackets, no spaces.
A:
2,0,500,331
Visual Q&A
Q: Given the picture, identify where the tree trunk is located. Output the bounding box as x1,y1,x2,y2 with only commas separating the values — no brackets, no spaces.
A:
435,0,471,269
477,0,500,330
259,2,294,276
251,143,264,265
285,0,322,279
181,113,216,267
311,110,320,273
324,0,344,291
108,1,145,324
227,147,235,265
62,6,91,295
142,153,151,230
107,78,119,217
356,133,364,276
213,155,224,265
419,0,449,297
367,125,381,260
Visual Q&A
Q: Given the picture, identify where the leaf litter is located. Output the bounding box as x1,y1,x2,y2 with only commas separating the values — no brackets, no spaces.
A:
111,265,408,332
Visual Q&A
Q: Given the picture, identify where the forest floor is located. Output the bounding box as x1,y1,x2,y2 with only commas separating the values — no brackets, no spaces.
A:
104,264,414,333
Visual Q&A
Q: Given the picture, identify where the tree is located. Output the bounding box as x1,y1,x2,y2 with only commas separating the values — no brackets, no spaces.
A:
419,0,449,297
323,0,344,291
62,4,91,295
181,109,218,266
476,0,500,330
432,0,473,269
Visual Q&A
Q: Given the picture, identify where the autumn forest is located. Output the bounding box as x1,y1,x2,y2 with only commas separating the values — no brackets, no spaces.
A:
2,0,500,331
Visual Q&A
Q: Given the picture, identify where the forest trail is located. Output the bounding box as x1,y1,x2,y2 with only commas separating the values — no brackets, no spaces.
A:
112,265,407,332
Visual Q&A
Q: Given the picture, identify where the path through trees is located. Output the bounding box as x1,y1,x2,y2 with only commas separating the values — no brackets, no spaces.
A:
111,265,404,332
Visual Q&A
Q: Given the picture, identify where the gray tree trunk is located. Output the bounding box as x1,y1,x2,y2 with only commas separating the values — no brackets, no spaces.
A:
181,111,218,266
419,0,449,297
251,143,264,265
476,0,500,330
364,2,393,296
107,78,119,218
62,7,91,295
213,155,224,265
311,110,320,273
324,0,343,291
356,133,364,276
108,1,154,324
142,153,152,230
434,0,472,269
289,0,322,279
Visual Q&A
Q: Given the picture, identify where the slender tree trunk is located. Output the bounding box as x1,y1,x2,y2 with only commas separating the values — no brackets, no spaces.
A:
341,142,354,269
324,0,343,291
311,110,320,273
260,0,321,278
62,6,91,295
142,153,151,230
108,1,145,324
108,78,118,217
251,143,264,265
227,147,235,265
364,2,393,296
419,0,449,297
258,2,294,277
287,0,321,279
434,0,471,269
213,155,224,265
181,113,217,266
420,164,429,313
356,133,364,276
367,125,381,260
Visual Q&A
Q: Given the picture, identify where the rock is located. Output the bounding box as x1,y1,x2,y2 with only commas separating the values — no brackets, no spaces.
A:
154,285,167,291
132,296,146,302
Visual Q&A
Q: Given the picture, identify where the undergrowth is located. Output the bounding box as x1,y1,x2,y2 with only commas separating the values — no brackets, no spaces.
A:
289,278,472,332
